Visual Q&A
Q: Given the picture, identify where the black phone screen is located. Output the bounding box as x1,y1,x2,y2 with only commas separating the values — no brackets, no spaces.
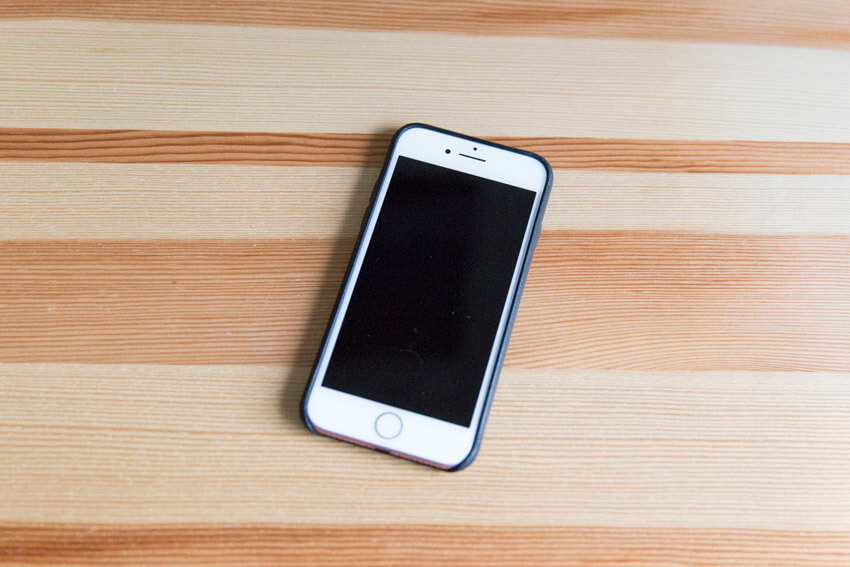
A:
322,156,536,426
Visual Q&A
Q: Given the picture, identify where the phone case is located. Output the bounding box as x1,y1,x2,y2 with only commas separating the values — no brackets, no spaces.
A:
301,123,554,471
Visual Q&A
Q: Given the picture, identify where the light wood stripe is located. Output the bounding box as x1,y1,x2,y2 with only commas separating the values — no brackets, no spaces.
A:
1,364,848,526
2,524,849,566
3,163,850,239
1,234,848,370
5,128,850,174
2,0,849,49
3,21,850,140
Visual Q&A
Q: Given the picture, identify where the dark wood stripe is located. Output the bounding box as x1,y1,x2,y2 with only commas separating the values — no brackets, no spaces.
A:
4,128,850,173
1,1,849,49
0,129,388,168
503,137,850,174
1,524,848,565
1,233,848,370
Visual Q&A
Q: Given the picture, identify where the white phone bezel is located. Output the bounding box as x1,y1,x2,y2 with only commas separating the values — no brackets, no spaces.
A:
304,125,548,469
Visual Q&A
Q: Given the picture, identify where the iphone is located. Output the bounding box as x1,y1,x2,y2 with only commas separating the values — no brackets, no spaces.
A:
301,124,552,470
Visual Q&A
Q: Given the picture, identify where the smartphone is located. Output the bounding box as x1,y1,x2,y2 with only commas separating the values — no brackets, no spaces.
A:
301,124,552,470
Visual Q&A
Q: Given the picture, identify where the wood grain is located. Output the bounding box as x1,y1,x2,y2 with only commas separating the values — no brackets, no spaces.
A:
3,21,850,140
2,0,850,48
2,233,848,369
3,1,850,563
6,128,850,174
2,525,849,566
2,364,848,526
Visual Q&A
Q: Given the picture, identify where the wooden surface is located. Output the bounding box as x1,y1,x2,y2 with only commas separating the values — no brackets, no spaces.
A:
1,1,850,564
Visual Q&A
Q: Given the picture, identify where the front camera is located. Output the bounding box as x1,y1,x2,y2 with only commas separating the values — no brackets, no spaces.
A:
445,149,451,154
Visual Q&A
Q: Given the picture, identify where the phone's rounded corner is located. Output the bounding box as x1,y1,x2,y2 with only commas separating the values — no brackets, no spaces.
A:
392,122,431,146
300,383,319,435
443,442,482,472
396,122,429,134
524,150,553,192
537,153,554,186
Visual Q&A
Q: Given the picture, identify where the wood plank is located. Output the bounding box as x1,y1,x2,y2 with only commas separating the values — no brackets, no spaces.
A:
6,128,850,174
1,364,848,526
1,0,849,49
2,21,850,140
3,163,850,239
2,524,849,566
1,234,848,369
518,231,850,370
0,239,345,366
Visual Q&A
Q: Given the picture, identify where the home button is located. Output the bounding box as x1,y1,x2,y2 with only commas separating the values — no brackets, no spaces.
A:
374,412,402,439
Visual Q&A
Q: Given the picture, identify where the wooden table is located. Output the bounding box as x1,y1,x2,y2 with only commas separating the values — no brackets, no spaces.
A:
2,2,850,564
